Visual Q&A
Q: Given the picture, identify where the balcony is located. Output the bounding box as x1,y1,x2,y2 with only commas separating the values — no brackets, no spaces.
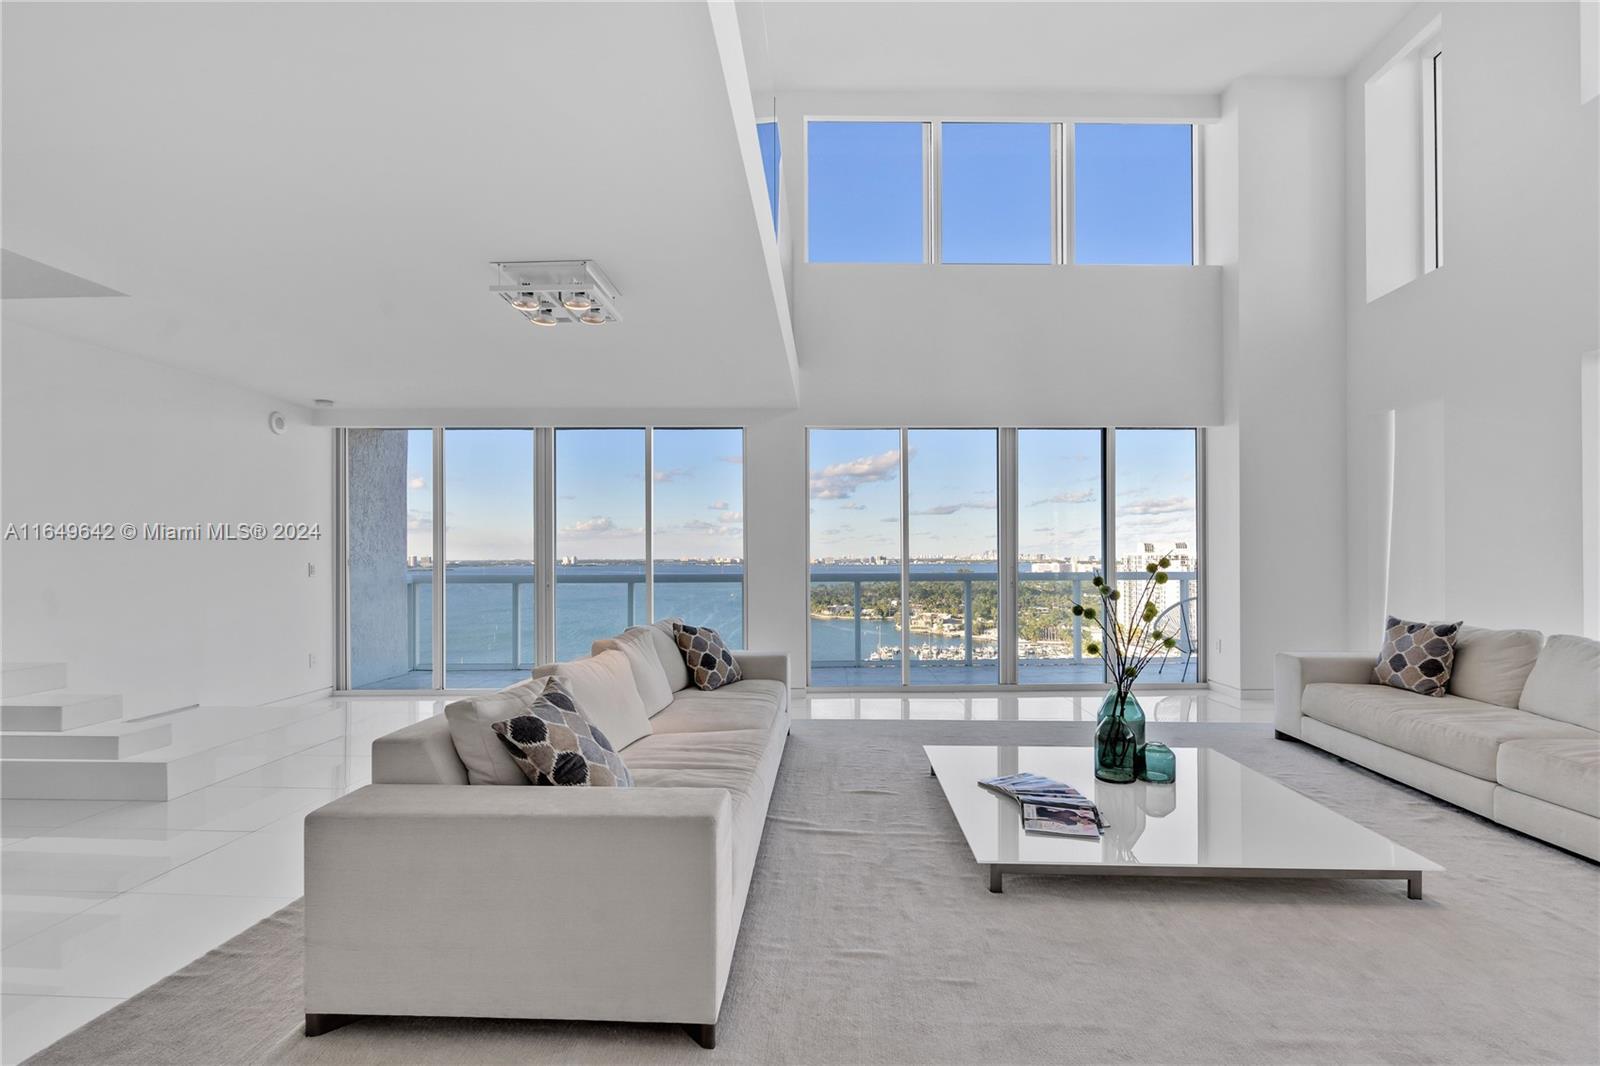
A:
349,566,1196,691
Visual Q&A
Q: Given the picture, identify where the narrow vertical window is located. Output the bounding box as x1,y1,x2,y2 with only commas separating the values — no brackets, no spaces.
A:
756,121,781,236
554,429,646,662
1016,430,1105,684
1423,47,1444,273
1114,429,1201,683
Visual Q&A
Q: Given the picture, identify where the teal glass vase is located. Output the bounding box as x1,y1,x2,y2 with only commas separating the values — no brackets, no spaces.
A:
1094,689,1145,784
1139,741,1177,784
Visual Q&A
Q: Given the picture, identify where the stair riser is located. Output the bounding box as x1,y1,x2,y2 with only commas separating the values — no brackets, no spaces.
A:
1,724,173,760
0,663,69,698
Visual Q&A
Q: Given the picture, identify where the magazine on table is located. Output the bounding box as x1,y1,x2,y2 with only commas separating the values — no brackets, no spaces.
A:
979,773,1106,838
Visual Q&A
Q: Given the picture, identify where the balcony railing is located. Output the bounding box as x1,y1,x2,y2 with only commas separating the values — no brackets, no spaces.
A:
808,568,1197,681
401,567,1196,682
405,568,745,671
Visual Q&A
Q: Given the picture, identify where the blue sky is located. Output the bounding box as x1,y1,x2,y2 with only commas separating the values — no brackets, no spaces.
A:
406,428,744,562
807,120,1193,265
809,428,1195,562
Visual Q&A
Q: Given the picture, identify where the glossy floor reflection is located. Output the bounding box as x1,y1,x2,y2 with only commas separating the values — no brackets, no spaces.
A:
0,687,1266,1061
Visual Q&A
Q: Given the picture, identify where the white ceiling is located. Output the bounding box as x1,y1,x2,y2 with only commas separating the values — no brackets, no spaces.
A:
1,2,795,411
741,1,1414,95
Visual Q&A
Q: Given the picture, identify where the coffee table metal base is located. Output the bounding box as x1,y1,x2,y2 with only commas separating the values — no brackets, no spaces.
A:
985,862,1423,898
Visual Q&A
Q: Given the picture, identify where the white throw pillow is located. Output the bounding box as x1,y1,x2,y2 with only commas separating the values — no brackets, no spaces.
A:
649,617,691,692
1519,634,1600,732
534,648,653,749
444,677,549,786
592,627,674,716
1450,625,1544,707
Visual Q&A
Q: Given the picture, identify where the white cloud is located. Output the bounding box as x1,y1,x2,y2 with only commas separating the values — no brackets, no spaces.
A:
708,500,730,511
563,516,616,534
408,476,426,490
911,499,996,516
653,467,692,483
810,449,900,500
718,511,743,524
1031,489,1095,506
839,501,867,511
1116,494,1194,517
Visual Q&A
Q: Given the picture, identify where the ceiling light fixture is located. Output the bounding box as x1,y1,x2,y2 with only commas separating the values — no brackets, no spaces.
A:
491,261,620,327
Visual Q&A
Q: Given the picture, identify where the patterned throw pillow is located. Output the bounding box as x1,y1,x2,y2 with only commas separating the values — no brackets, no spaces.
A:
1374,616,1463,697
672,622,743,691
491,678,633,787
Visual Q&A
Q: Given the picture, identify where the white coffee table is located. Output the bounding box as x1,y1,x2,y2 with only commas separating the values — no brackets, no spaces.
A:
925,745,1440,898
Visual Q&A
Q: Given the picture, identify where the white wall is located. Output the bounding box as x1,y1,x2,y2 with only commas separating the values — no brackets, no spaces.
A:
1344,2,1600,642
1,320,336,715
1203,77,1350,694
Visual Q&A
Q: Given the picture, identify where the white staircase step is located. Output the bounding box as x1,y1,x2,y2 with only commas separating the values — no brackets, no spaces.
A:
1,662,68,698
1,718,173,760
1,701,345,801
0,693,122,732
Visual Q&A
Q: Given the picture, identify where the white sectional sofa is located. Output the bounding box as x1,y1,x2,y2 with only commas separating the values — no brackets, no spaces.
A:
1276,628,1599,860
303,621,790,1049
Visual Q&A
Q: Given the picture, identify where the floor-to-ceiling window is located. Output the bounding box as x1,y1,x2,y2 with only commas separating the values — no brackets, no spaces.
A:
554,429,647,663
807,426,1202,689
1016,429,1105,684
342,426,745,690
907,429,999,685
652,428,745,647
443,429,535,689
346,428,433,690
807,428,904,687
1114,429,1201,683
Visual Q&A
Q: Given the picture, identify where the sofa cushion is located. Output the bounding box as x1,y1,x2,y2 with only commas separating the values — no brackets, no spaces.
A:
673,622,743,691
1519,634,1600,732
534,648,652,750
1373,616,1461,697
649,618,691,692
592,627,674,716
1496,737,1600,818
443,678,549,786
491,678,633,787
650,680,789,735
1449,625,1543,707
1302,683,1592,780
621,727,774,775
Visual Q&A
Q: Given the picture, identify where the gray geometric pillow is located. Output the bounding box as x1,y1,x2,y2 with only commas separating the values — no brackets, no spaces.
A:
672,622,743,691
491,678,632,787
1374,616,1462,697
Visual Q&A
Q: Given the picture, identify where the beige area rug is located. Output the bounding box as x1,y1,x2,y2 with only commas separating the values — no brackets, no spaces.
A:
27,720,1600,1065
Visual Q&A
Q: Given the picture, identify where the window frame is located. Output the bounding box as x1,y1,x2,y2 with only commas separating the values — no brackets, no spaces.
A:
803,117,1201,267
803,425,1205,691
337,425,748,694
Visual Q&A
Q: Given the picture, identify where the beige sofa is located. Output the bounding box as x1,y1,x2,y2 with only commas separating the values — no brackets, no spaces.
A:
1276,628,1599,861
303,621,790,1049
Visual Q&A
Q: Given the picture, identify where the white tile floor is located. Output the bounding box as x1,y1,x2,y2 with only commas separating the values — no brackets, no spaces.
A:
0,688,1267,1062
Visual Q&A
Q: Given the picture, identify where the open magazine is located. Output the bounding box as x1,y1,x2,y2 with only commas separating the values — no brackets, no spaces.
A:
979,773,1106,838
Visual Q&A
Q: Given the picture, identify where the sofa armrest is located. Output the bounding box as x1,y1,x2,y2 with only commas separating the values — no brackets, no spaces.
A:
304,784,734,1024
1274,652,1375,737
734,651,789,686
